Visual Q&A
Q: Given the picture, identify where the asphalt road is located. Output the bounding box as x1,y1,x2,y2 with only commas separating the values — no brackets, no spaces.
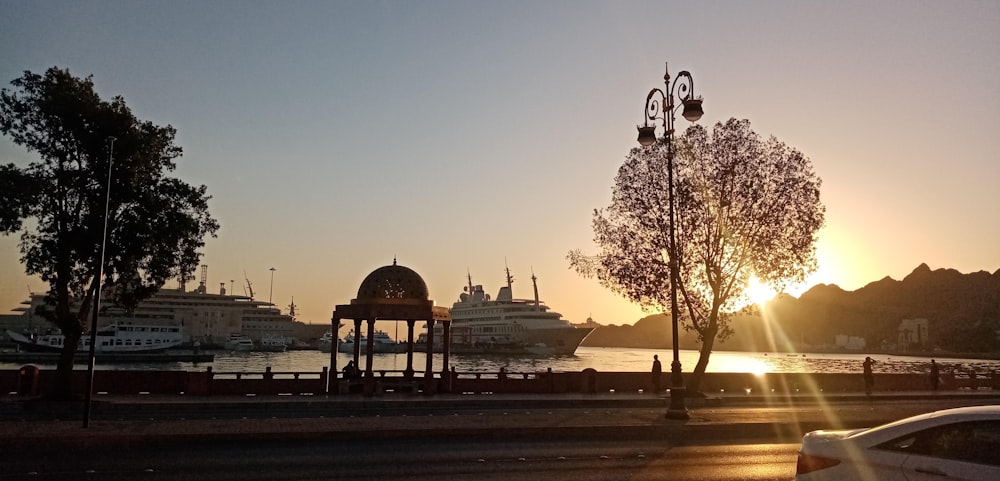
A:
0,436,801,481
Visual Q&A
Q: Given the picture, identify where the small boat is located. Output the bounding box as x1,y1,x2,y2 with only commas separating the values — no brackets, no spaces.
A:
317,331,335,353
225,334,254,352
255,335,287,352
6,322,184,353
337,330,404,354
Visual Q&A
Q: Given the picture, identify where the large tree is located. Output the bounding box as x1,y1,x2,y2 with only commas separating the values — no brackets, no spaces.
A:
0,67,219,398
569,118,824,392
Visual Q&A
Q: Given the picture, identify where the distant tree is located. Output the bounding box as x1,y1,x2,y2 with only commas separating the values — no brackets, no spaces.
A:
569,118,824,392
0,67,219,398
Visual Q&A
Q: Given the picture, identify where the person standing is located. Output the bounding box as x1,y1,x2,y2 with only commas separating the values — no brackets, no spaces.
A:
863,356,876,395
930,359,940,391
651,355,662,394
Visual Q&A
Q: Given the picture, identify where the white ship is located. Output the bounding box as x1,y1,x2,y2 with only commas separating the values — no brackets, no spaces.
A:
12,269,295,347
6,322,183,353
429,268,593,355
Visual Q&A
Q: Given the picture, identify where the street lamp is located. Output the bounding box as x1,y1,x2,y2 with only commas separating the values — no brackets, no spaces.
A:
636,62,703,420
84,136,115,428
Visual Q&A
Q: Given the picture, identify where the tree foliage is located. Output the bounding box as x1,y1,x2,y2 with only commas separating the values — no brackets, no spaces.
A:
568,118,824,391
0,67,220,397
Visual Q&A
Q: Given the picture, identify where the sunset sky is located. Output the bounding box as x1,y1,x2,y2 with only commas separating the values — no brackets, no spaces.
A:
2,1,998,330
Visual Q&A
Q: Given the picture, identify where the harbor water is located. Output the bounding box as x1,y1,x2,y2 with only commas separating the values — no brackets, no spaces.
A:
3,347,998,375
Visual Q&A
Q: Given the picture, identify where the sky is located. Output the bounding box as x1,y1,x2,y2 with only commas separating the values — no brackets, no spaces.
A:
1,1,998,329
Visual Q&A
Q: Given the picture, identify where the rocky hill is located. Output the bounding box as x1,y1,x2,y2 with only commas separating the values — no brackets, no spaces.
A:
581,264,1000,354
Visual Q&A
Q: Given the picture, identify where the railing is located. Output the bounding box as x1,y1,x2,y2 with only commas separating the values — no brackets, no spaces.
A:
3,367,998,397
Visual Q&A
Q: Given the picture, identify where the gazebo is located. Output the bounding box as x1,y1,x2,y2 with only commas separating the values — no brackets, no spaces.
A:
330,259,451,396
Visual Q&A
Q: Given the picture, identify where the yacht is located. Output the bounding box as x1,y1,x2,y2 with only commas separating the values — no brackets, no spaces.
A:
317,331,336,353
429,268,593,355
225,333,254,351
337,330,405,354
256,335,287,352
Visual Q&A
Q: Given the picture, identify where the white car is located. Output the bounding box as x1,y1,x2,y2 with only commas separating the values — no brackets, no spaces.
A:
795,405,1000,480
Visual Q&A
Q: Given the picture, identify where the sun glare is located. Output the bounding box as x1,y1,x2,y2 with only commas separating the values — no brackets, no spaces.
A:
746,276,777,305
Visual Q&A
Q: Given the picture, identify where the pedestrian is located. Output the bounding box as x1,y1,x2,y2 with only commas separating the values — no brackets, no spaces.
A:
343,360,357,380
651,355,662,394
930,359,940,391
862,356,875,395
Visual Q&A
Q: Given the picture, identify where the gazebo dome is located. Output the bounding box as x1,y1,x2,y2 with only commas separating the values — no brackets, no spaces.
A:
355,259,429,301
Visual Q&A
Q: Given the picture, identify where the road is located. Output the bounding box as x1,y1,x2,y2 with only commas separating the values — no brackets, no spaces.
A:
0,436,800,481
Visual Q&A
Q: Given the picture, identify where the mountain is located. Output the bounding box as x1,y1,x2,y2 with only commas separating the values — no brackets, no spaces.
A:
582,265,1000,354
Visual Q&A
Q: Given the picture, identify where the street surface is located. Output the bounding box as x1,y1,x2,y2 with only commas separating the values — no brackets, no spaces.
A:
0,437,800,481
3,395,998,480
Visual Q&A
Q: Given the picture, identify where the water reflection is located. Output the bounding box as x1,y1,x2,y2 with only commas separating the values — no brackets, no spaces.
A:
4,347,998,375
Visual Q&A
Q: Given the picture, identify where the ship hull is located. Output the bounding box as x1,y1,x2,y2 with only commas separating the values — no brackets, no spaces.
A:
437,327,593,356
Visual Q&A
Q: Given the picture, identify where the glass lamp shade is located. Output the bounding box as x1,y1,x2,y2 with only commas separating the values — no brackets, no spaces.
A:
636,125,657,146
682,98,704,122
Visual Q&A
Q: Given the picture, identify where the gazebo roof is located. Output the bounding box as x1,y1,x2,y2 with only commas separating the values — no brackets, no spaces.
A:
355,259,429,301
334,259,450,322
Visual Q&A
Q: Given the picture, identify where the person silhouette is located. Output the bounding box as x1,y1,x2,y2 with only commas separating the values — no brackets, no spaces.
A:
651,355,662,394
862,356,875,395
930,359,940,391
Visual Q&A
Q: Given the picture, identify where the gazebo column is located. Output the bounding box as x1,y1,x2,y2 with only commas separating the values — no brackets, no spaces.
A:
423,319,436,395
404,319,415,380
352,318,362,367
440,320,452,393
329,313,340,394
364,318,377,397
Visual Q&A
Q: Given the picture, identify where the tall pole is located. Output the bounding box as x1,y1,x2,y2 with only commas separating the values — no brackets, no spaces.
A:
268,267,276,304
84,136,115,428
636,62,703,420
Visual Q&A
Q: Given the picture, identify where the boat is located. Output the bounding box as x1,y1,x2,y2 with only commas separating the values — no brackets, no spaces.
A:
256,335,287,352
429,268,593,355
5,322,184,353
337,330,405,354
317,331,336,353
225,333,254,351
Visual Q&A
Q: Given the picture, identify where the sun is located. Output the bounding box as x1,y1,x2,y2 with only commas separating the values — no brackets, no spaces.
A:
746,275,777,305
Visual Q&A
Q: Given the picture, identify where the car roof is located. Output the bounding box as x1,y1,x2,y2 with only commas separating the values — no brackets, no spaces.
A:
853,405,1000,443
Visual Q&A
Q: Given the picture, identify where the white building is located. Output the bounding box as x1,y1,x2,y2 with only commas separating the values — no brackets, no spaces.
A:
897,318,930,351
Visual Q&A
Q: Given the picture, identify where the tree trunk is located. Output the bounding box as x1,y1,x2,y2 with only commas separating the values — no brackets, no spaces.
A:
50,329,80,400
687,325,718,394
49,278,95,400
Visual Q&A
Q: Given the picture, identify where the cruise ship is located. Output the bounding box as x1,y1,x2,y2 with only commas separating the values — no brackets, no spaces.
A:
9,272,294,347
428,269,593,355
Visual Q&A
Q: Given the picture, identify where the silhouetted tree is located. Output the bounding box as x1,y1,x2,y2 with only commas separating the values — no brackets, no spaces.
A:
569,118,824,392
0,67,219,398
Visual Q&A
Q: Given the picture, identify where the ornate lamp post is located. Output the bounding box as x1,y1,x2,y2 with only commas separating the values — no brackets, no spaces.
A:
636,62,703,420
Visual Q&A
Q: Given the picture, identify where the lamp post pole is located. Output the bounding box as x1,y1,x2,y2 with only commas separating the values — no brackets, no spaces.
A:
269,267,276,304
636,62,703,420
84,136,115,428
